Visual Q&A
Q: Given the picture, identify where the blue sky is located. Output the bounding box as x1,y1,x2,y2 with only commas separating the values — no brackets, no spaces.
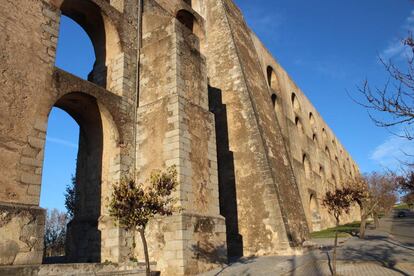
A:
41,1,414,211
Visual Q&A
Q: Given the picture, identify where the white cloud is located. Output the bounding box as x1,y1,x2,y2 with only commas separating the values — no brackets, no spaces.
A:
381,9,414,60
370,134,414,170
46,137,78,149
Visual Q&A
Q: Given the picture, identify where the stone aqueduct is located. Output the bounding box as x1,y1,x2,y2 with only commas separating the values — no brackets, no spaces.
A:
0,0,360,274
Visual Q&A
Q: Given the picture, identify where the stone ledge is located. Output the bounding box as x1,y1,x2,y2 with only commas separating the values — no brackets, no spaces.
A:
0,262,157,276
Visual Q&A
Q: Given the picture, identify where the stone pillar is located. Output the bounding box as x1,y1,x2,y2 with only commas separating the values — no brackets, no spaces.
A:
136,18,226,275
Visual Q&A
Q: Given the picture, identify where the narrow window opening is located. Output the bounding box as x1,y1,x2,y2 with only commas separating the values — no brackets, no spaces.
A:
177,10,195,33
303,154,311,180
309,112,316,129
291,93,301,112
295,116,304,133
271,93,277,107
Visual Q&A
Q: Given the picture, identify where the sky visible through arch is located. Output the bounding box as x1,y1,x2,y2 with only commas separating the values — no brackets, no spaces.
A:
41,1,414,211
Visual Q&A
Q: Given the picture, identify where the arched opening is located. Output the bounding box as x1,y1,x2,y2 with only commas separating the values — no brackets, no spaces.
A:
56,93,103,263
270,93,283,122
55,16,95,80
44,93,103,263
59,0,106,87
57,0,122,90
41,108,79,262
309,112,316,130
325,146,331,159
291,93,301,112
319,165,325,181
41,92,119,264
309,194,321,232
176,9,196,33
267,66,279,91
176,9,205,46
295,116,304,134
271,93,277,107
312,133,318,143
303,154,311,180
322,128,327,140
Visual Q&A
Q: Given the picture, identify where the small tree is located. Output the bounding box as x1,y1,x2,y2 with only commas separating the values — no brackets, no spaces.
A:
402,192,414,209
322,187,357,276
398,170,414,194
350,173,397,238
108,166,179,276
64,175,76,219
44,209,68,258
398,172,414,209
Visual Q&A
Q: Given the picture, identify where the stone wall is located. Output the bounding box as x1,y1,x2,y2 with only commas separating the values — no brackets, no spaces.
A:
0,203,45,266
0,0,361,274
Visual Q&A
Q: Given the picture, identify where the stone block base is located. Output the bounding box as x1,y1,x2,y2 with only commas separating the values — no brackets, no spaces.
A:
137,212,227,275
0,202,45,266
0,262,155,276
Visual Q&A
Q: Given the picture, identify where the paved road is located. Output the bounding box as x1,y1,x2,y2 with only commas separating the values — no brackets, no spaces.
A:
386,209,414,246
200,210,414,275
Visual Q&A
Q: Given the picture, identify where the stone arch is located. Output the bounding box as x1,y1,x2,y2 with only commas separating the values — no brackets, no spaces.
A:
324,146,332,179
271,93,277,107
291,93,301,112
312,133,318,143
319,165,325,181
325,146,331,159
176,9,203,39
303,154,311,180
59,0,122,90
309,194,321,232
322,128,327,140
295,116,304,134
43,92,120,263
309,112,316,130
267,67,283,123
267,66,279,91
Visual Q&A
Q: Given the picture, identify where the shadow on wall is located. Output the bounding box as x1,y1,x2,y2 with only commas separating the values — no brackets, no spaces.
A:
208,85,243,259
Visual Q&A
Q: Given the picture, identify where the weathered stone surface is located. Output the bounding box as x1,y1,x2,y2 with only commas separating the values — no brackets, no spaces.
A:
0,0,360,275
0,240,19,265
0,203,45,266
0,262,153,276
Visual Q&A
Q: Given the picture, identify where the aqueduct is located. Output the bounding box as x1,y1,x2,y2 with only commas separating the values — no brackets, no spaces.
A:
0,0,360,274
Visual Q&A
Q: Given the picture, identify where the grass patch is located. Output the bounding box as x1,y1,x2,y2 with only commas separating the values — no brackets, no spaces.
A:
310,222,362,239
394,204,410,210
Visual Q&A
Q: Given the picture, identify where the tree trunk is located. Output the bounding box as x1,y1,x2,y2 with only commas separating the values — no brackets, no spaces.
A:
139,228,151,276
359,216,367,239
333,219,339,276
359,205,367,239
374,213,380,229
